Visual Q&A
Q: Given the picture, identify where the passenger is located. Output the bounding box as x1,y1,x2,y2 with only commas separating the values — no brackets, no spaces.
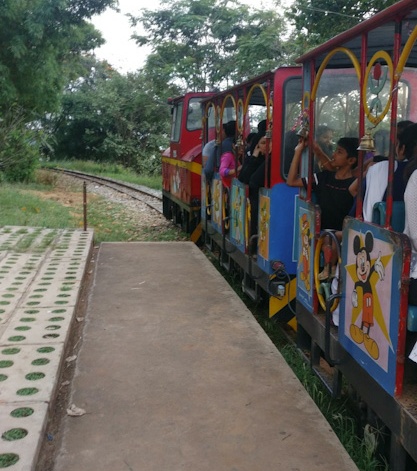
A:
219,120,240,188
315,125,334,161
203,125,226,182
202,139,216,169
402,123,417,305
287,136,359,279
237,134,268,251
372,128,390,162
244,132,257,158
238,134,267,185
361,120,414,221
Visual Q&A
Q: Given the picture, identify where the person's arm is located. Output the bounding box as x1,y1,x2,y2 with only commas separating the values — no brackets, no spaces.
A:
219,152,241,178
286,139,306,188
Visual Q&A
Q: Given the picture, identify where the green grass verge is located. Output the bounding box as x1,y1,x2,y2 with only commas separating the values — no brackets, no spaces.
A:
0,174,185,244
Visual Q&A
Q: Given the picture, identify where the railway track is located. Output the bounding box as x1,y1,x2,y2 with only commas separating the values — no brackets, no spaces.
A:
50,168,163,214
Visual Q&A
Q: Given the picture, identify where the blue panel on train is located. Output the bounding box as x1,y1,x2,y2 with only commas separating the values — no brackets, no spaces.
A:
339,218,409,397
294,198,318,311
257,184,298,275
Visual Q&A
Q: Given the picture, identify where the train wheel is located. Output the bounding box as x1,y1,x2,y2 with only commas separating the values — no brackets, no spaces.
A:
162,196,173,220
313,230,341,312
181,209,190,233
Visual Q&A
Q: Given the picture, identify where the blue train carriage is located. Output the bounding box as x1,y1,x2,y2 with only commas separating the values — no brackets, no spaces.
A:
201,68,302,324
293,1,417,468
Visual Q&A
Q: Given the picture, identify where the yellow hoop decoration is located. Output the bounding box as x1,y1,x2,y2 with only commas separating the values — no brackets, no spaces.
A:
245,83,268,114
220,94,237,122
396,25,417,79
215,105,221,133
313,231,340,312
363,51,394,125
311,47,361,102
237,99,244,133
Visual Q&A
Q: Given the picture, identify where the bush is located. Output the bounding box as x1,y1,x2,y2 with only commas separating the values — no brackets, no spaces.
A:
0,106,41,183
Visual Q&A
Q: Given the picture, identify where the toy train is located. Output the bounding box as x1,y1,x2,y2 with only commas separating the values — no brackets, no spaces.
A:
162,1,417,469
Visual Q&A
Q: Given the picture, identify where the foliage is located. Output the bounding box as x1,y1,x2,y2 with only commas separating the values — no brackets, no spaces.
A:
0,0,115,115
286,0,399,57
132,0,288,92
0,106,40,183
44,61,172,173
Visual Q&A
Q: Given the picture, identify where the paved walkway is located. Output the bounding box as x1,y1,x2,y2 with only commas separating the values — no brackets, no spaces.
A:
0,226,94,471
53,242,358,471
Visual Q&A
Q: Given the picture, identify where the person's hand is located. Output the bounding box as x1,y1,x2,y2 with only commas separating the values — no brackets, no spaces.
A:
295,137,307,153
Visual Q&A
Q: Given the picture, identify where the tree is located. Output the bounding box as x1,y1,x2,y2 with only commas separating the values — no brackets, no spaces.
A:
132,0,288,92
47,59,175,174
0,0,115,115
286,0,398,58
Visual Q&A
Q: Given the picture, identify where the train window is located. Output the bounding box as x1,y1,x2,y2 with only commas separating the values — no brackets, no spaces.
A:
315,69,360,139
282,77,302,179
171,102,183,142
186,98,203,131
247,105,266,132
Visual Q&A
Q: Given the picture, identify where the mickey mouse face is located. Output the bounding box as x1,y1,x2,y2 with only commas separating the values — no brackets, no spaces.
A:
356,248,371,282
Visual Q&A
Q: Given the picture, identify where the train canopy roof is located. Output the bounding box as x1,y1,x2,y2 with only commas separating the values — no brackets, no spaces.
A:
295,0,417,69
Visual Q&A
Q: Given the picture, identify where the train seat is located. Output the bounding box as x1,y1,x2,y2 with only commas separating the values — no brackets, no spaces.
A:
408,305,417,332
372,201,405,232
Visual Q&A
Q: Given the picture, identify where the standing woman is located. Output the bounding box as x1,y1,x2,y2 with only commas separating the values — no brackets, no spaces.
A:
402,124,417,304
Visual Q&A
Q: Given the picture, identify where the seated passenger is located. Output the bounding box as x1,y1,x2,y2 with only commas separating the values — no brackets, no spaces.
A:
203,125,226,183
287,136,359,279
238,134,267,184
238,134,268,251
401,124,417,304
362,121,414,221
219,120,240,188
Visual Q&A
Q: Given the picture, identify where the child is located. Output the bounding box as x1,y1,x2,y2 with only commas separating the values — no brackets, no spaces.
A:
287,136,359,279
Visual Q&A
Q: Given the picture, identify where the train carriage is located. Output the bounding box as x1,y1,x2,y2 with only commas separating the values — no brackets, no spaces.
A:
200,68,302,323
161,2,417,468
162,92,214,236
293,1,417,469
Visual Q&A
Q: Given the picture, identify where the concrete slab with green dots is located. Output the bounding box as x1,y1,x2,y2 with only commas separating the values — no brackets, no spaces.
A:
0,226,93,470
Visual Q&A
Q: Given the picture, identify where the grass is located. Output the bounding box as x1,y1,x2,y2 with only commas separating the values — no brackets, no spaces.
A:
43,159,162,190
0,170,186,244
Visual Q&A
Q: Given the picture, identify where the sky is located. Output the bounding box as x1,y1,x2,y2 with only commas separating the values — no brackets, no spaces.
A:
91,0,292,74
91,0,149,73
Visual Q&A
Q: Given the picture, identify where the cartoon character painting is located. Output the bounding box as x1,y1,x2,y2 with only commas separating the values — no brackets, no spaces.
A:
300,213,312,291
350,231,385,360
232,192,243,245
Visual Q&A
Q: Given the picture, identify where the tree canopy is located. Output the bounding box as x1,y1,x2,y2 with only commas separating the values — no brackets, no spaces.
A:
0,0,115,115
132,0,288,92
286,0,399,56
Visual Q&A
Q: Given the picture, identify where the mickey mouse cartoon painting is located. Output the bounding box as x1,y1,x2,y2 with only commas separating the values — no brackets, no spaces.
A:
300,213,312,291
350,231,385,360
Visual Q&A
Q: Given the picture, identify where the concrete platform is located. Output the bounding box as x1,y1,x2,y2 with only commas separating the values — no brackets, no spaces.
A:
0,226,94,471
53,242,358,471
